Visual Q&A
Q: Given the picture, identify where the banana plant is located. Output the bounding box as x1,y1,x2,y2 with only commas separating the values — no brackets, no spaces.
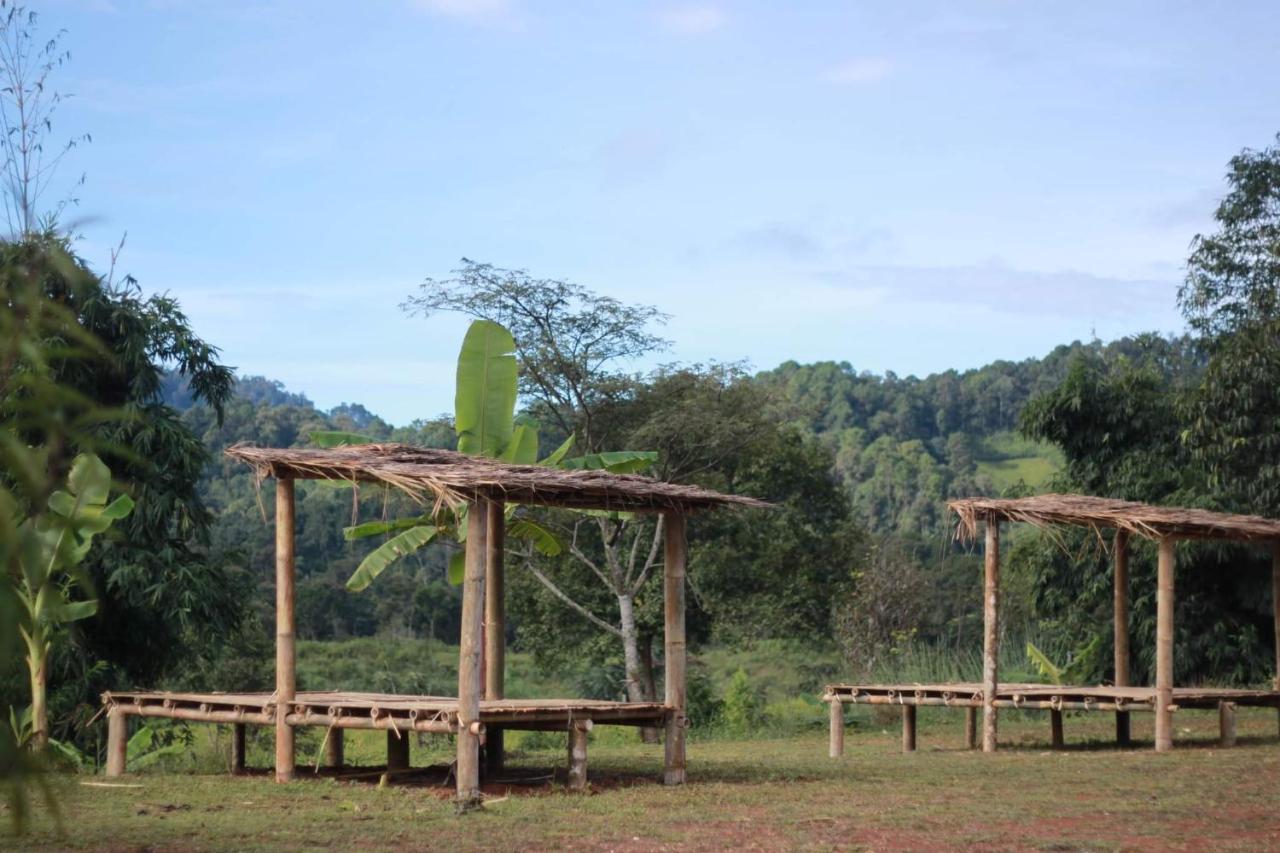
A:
313,319,657,591
13,453,134,750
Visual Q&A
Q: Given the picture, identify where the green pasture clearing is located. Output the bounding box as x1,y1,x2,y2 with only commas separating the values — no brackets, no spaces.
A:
975,431,1063,492
12,707,1280,850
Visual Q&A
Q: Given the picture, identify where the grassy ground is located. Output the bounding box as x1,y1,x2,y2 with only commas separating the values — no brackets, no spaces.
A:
10,705,1280,851
975,431,1063,492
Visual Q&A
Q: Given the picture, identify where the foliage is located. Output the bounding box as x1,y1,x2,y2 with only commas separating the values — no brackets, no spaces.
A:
831,537,927,678
720,668,763,734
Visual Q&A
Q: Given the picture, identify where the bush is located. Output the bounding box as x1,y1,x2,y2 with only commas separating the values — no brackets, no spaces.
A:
721,668,763,734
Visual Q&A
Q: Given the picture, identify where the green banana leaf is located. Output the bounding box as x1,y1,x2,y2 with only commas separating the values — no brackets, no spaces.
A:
447,550,467,585
455,320,517,457
508,519,563,557
560,450,658,474
343,516,431,541
540,434,575,466
310,430,375,447
499,423,540,464
346,525,440,591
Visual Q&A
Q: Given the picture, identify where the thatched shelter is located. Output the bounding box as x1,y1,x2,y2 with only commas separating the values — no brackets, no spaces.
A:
825,494,1280,757
102,443,767,807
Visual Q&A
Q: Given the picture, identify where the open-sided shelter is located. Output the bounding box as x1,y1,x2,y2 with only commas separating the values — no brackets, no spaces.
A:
101,443,768,805
826,494,1280,757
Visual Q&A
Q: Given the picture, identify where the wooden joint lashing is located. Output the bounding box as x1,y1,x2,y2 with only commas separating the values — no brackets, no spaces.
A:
468,721,485,737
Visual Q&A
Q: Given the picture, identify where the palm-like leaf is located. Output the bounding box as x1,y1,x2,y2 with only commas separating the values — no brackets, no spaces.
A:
346,526,441,591
455,320,517,457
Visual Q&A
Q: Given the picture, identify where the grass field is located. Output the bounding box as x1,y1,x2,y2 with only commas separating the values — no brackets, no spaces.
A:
975,431,1064,492
11,705,1280,850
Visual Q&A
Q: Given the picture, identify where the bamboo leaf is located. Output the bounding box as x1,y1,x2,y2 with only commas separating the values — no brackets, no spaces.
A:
346,526,440,592
454,320,517,457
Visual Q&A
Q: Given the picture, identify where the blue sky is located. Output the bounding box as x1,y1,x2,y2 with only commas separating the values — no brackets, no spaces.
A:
44,0,1280,424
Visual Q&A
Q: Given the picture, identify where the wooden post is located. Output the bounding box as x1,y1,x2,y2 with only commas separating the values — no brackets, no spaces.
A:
1272,542,1280,737
1218,701,1236,748
828,699,844,758
964,706,977,750
901,705,917,753
275,478,297,783
105,708,127,777
566,720,592,791
1114,529,1131,746
982,517,1000,752
483,499,506,778
663,511,688,786
455,497,488,809
1050,710,1064,748
387,729,410,772
324,729,344,769
1154,536,1175,753
232,723,246,774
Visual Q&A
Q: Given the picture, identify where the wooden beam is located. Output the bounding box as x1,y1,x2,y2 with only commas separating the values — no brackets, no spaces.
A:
1155,536,1175,752
663,511,688,786
387,729,410,772
566,720,591,791
274,478,297,783
105,707,127,777
1050,709,1064,748
982,517,1000,752
1114,529,1131,746
455,497,488,810
1218,701,1236,748
902,705,917,753
828,699,844,758
484,499,506,778
1273,542,1280,737
964,706,977,750
232,724,246,774
324,728,344,769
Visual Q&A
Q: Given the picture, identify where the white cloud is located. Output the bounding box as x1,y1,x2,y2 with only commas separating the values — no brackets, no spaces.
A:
657,4,727,35
411,0,515,24
823,57,893,86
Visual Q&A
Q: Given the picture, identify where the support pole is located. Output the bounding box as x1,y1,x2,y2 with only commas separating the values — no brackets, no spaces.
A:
902,705,917,753
1050,710,1064,748
982,517,1000,752
232,723,246,774
1272,542,1280,738
274,478,296,783
483,499,506,778
387,729,409,772
1114,529,1131,746
1154,536,1175,753
566,720,592,791
663,511,688,786
455,497,488,809
324,728,344,769
828,699,844,758
964,706,978,750
105,708,127,777
1218,701,1236,748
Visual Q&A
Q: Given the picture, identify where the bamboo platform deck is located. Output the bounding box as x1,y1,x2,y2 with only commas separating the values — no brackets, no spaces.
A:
102,690,670,732
824,682,1280,756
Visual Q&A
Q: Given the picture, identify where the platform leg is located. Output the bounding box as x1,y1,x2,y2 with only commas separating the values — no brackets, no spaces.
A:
483,729,503,778
1115,711,1131,747
232,723,246,774
902,705,917,753
1050,710,1064,748
324,728,344,769
1218,702,1237,748
567,720,591,791
828,699,845,758
105,708,127,777
387,729,410,772
964,706,978,750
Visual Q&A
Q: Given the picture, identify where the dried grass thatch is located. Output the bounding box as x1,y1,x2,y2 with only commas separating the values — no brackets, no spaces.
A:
949,494,1280,543
225,443,771,515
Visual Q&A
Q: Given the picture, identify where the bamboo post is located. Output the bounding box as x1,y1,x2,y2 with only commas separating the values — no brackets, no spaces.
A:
663,511,688,786
387,729,410,772
982,517,1000,752
275,478,297,783
455,497,488,809
828,699,844,758
1272,542,1280,737
901,705,917,753
1050,709,1064,748
1114,529,1131,746
483,499,506,778
1154,536,1175,753
566,719,592,791
1218,701,1236,748
324,729,344,768
232,723,246,774
964,706,977,750
105,708,127,777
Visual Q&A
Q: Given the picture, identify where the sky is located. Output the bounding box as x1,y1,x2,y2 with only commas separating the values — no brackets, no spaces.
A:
40,0,1280,424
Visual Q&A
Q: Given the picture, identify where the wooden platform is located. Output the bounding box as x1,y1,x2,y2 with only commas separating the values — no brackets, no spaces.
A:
102,690,670,732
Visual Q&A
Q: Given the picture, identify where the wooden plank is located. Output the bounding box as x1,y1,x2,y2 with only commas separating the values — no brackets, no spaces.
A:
1155,536,1175,752
1114,529,1131,746
455,497,488,810
105,708,127,777
828,699,844,758
663,511,688,785
982,518,1000,752
275,478,297,783
484,499,505,778
901,705,917,753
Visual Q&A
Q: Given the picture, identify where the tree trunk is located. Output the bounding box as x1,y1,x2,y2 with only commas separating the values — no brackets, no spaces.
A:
618,594,660,744
638,634,660,743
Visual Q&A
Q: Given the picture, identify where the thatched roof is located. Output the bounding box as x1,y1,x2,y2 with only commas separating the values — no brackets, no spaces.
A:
225,443,771,514
949,494,1280,543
